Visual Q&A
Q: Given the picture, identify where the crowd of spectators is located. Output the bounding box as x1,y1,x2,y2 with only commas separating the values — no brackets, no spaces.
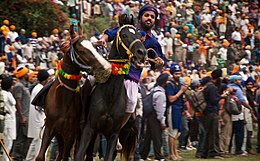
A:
0,0,260,161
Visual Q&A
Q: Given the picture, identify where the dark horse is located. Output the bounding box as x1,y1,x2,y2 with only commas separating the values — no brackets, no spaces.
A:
75,18,147,161
35,24,111,161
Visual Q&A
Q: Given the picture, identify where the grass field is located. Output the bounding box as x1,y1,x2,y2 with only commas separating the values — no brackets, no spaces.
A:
112,150,260,161
111,132,260,161
44,131,260,161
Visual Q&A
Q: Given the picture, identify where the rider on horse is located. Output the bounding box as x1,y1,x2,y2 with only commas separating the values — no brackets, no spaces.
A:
97,4,165,143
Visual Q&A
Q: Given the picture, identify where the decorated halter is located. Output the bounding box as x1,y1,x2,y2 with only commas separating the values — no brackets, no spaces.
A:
69,36,93,71
112,25,142,63
56,60,82,92
108,25,142,76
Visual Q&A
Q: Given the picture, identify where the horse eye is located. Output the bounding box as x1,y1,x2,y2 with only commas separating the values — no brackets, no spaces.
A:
122,34,127,38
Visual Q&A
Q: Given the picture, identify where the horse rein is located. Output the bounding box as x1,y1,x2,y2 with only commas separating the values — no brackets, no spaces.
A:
112,25,142,63
69,36,93,71
146,48,159,63
55,36,91,93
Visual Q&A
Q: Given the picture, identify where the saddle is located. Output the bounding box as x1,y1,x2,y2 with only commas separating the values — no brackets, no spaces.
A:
31,80,54,108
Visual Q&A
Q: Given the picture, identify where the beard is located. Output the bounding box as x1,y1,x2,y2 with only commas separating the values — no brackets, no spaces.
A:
140,20,154,31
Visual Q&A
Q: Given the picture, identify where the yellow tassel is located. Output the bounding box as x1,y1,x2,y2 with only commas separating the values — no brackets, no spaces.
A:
76,86,80,92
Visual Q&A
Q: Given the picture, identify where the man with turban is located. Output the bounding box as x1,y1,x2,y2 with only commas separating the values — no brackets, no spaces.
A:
26,69,50,160
12,67,31,161
97,4,165,141
96,4,166,152
166,63,187,160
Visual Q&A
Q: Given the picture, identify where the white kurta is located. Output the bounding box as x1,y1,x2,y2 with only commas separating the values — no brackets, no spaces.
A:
26,83,46,161
3,90,16,161
3,90,16,140
27,83,46,139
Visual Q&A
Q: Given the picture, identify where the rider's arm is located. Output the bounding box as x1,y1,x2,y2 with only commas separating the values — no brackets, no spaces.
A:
98,26,120,46
103,27,120,42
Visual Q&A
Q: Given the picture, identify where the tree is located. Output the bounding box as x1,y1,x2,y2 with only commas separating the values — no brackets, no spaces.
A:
0,0,69,36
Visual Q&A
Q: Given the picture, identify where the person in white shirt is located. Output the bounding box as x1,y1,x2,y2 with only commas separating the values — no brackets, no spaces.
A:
231,27,242,44
164,32,173,60
228,2,238,15
2,76,16,161
22,39,34,60
7,25,19,42
26,70,50,161
201,11,212,23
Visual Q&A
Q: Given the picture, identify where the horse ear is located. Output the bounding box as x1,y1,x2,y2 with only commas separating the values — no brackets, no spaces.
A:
119,14,126,27
130,14,134,26
70,24,77,39
78,22,83,36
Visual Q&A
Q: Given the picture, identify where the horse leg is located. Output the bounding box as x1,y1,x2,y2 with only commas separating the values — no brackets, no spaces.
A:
55,135,64,161
62,137,75,161
75,125,95,161
36,126,54,161
104,134,119,161
84,133,98,161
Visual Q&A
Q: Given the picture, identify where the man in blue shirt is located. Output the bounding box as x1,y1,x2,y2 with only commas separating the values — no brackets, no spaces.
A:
97,4,165,131
228,75,257,155
166,63,187,160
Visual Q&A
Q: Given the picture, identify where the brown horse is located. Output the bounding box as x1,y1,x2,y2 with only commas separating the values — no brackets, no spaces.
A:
35,25,111,161
75,21,147,161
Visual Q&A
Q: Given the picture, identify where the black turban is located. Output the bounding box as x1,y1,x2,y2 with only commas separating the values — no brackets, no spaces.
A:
156,73,169,86
37,69,49,82
138,4,158,20
211,69,222,80
1,76,13,91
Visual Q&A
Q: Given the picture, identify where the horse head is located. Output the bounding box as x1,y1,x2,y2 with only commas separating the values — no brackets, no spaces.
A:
60,24,111,83
109,14,146,68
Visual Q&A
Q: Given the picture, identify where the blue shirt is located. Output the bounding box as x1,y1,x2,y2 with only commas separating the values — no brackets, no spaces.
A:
104,26,165,82
228,83,246,102
166,81,185,108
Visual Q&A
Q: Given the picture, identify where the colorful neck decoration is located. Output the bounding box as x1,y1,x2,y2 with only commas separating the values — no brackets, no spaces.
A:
111,62,130,76
56,61,81,92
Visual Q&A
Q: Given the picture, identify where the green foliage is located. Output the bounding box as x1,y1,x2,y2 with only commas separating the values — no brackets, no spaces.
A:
83,17,116,38
0,0,69,36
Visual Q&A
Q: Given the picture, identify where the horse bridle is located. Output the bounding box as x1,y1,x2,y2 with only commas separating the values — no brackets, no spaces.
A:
69,36,93,71
112,25,142,63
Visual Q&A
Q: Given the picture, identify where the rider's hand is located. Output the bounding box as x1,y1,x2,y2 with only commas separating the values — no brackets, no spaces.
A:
154,57,164,68
96,38,107,47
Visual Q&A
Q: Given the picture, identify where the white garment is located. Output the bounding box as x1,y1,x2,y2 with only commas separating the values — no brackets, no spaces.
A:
83,1,92,17
25,138,42,161
26,83,46,161
27,83,46,138
2,90,16,161
231,31,242,41
135,92,143,117
164,37,173,55
244,108,253,131
232,107,244,121
201,14,212,23
124,79,139,113
67,0,78,7
219,47,227,60
228,4,238,14
7,31,19,42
